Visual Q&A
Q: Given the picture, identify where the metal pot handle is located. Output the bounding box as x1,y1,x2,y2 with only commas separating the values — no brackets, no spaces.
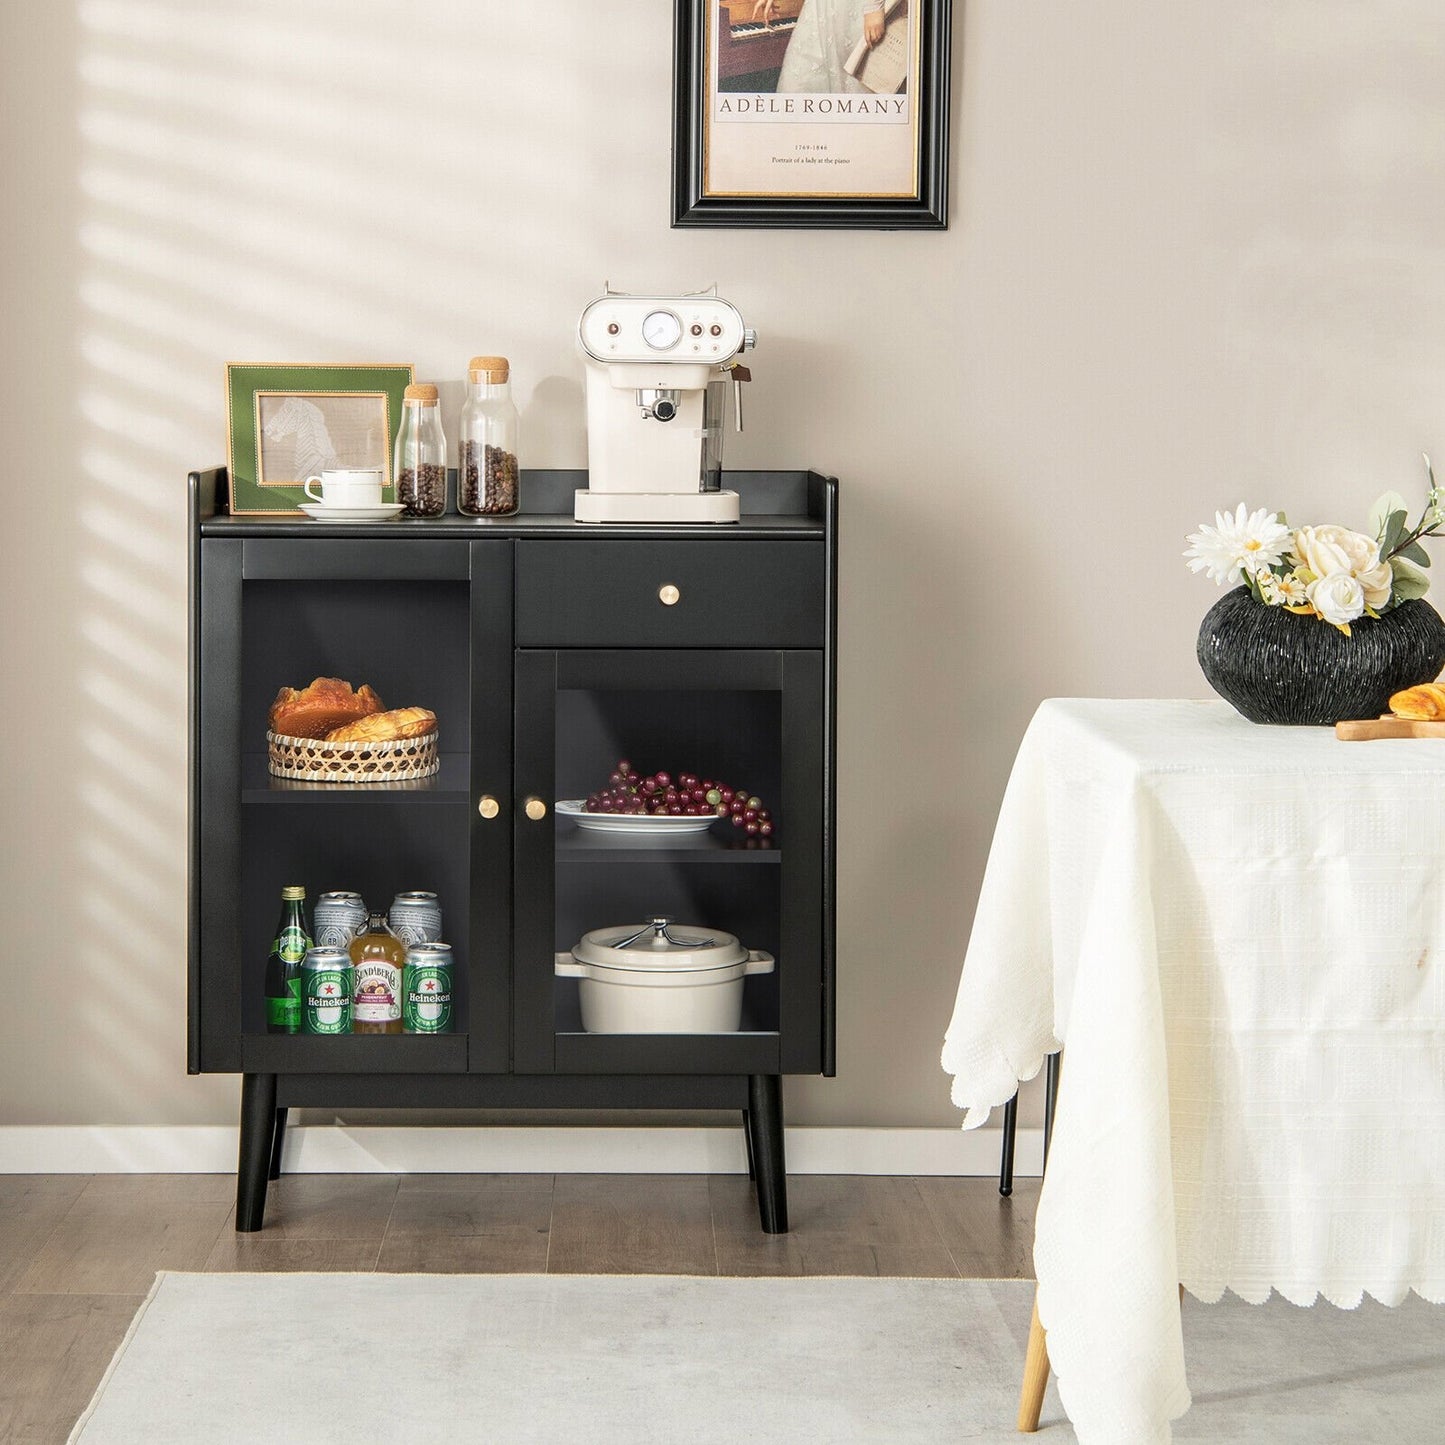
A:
743,949,775,975
554,952,588,978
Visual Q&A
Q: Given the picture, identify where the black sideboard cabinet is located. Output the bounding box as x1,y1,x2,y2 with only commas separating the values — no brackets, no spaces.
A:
188,468,838,1234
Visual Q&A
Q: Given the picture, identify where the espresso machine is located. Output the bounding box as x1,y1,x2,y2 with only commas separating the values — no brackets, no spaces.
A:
575,285,755,523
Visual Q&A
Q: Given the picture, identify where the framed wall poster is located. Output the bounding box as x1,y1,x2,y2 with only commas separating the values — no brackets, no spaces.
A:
225,363,414,514
672,0,950,228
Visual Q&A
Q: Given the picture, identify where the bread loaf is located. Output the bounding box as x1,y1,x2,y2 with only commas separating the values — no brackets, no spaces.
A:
268,677,385,739
324,707,437,743
1388,683,1445,720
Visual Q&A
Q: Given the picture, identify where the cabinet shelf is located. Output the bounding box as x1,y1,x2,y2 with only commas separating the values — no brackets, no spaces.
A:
241,752,471,803
550,987,780,1073
553,1031,782,1075
554,829,780,864
241,1033,468,1073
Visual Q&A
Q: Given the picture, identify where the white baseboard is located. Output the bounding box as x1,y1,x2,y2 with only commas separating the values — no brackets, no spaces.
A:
0,1125,1043,1177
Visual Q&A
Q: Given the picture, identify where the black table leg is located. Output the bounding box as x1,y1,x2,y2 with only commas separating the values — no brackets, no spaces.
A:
746,1074,788,1234
236,1072,277,1233
741,1108,756,1181
268,1106,289,1181
1044,1052,1060,1168
998,1091,1018,1197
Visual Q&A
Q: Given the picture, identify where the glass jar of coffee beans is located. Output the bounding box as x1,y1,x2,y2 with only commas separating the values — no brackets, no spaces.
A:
394,382,447,517
458,355,520,516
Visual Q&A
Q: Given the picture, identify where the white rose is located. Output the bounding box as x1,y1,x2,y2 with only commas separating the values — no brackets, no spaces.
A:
1310,524,1381,575
1358,559,1393,609
1291,526,1353,579
1306,571,1366,626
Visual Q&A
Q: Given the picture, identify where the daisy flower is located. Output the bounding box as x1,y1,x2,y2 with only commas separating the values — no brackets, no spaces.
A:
1262,570,1309,606
1184,504,1293,586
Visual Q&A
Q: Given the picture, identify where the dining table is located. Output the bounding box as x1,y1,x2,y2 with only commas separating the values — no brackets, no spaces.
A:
941,698,1445,1443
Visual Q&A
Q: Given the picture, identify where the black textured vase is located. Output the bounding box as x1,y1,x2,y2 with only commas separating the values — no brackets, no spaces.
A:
1197,586,1445,725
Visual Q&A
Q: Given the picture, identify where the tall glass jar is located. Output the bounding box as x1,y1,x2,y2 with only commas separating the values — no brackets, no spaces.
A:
394,382,447,517
458,356,520,516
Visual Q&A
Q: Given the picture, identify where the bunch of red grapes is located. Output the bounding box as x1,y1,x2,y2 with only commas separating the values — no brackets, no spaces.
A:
583,759,776,838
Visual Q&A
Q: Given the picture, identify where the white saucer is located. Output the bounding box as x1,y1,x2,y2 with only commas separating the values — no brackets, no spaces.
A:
298,502,406,522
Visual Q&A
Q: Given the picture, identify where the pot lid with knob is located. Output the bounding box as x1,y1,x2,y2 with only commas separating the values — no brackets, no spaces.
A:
570,916,748,973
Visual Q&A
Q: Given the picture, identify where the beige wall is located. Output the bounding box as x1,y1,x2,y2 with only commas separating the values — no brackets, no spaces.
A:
4,1,1445,1129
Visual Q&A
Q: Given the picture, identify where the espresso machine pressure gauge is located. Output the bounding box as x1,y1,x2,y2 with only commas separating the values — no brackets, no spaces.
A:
641,310,683,350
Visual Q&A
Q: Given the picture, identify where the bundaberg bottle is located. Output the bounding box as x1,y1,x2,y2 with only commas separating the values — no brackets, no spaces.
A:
350,911,405,1035
264,886,311,1034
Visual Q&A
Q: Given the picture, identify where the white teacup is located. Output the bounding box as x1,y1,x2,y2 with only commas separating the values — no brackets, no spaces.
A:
303,467,385,507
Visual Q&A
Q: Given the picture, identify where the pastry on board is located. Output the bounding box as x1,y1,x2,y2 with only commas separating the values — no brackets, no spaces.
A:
268,677,385,739
1387,683,1445,720
325,707,437,743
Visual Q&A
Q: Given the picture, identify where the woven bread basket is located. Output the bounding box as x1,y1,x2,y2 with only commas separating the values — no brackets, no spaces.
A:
267,729,440,783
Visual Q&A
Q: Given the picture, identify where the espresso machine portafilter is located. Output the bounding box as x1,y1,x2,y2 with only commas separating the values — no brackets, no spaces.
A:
575,286,755,524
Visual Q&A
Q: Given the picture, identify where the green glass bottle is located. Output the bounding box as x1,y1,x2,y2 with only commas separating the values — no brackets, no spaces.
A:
264,886,311,1034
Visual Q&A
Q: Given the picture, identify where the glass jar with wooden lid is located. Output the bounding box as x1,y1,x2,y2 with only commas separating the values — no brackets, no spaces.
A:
458,356,520,516
394,382,447,517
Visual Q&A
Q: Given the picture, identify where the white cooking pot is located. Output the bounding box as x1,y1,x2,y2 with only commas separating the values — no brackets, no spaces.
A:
554,916,774,1034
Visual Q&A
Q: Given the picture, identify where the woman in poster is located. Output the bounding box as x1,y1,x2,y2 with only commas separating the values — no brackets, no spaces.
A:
752,0,887,93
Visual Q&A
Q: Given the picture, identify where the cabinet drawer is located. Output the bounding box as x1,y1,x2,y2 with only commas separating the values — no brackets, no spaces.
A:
516,540,825,647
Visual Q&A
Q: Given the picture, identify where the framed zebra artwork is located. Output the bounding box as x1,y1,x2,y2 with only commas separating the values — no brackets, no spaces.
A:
224,364,414,514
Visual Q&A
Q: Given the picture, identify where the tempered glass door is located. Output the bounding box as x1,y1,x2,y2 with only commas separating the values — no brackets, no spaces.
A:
513,648,823,1075
199,537,511,1075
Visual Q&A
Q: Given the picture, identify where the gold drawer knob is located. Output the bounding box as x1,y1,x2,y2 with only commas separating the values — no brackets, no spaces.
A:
477,795,500,820
658,584,681,606
524,797,548,821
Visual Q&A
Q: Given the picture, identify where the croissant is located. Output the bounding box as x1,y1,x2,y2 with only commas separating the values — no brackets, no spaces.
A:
269,677,385,739
1388,683,1445,720
325,707,437,743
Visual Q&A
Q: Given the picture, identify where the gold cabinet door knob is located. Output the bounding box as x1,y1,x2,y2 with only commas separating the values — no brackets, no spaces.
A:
524,797,548,821
477,795,500,820
658,584,681,606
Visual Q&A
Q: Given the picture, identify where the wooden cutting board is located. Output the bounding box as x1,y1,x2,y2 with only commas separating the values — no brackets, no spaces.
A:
1335,716,1445,740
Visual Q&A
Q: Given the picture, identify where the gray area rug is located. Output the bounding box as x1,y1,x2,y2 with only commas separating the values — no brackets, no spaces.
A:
70,1273,1445,1443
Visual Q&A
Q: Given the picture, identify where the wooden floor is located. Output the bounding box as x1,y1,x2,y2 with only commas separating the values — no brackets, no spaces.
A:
0,1171,1038,1442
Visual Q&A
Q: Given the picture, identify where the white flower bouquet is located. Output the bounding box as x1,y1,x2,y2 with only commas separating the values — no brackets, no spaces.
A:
1185,456,1445,636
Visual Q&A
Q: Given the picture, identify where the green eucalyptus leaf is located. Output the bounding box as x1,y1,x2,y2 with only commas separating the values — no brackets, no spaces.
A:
1382,509,1409,556
1399,540,1431,567
1370,491,1410,538
1390,555,1431,602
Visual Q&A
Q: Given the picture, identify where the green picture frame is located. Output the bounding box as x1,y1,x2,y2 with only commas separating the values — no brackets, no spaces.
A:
225,363,414,514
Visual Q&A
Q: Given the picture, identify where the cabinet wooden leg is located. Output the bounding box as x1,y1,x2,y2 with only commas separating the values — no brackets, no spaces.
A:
267,1106,289,1181
236,1073,277,1233
999,1091,1018,1196
747,1074,788,1234
741,1108,756,1180
1017,1291,1049,1432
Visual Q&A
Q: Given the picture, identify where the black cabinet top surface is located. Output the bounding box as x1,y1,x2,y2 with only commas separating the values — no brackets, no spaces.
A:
194,468,835,542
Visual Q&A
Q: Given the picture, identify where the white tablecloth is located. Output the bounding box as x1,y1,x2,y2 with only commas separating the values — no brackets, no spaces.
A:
941,699,1445,1444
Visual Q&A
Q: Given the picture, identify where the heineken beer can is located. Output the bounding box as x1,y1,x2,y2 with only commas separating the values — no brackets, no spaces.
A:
302,947,354,1035
403,942,454,1034
314,891,367,947
389,891,443,945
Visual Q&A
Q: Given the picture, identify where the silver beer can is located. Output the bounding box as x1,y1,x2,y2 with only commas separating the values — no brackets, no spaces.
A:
314,891,367,947
301,946,354,1035
389,891,443,945
403,942,454,1034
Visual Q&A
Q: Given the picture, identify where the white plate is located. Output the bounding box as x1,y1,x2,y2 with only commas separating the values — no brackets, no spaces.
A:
298,502,406,522
556,799,719,835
